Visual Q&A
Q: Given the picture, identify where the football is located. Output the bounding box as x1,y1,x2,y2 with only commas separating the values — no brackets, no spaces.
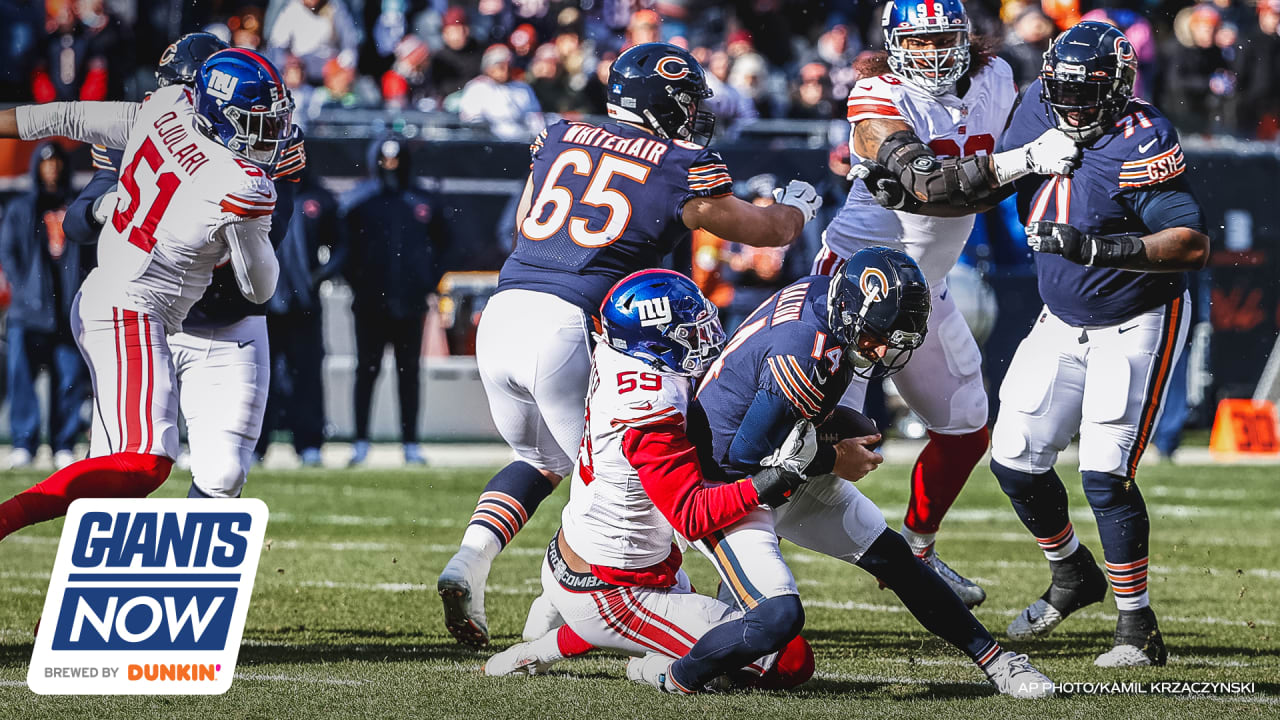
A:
817,406,880,444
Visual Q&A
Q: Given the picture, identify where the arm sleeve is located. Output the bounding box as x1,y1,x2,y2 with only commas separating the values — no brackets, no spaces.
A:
220,218,279,304
726,387,804,473
1116,177,1207,234
63,168,120,245
16,101,138,148
624,423,761,541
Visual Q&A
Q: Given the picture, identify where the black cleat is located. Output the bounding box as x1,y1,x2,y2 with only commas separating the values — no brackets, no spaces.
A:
1008,544,1107,640
1096,606,1168,667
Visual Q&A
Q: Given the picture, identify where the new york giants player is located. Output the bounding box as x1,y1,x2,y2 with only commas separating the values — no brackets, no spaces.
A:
991,21,1209,667
484,270,815,693
0,49,289,540
812,0,1080,607
62,34,305,500
439,42,823,648
686,248,1054,698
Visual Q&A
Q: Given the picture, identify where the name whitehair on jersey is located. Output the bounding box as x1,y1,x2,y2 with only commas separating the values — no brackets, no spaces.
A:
153,110,210,176
562,124,669,165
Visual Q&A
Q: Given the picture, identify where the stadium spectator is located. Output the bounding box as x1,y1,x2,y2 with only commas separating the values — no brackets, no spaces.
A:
229,6,267,50
299,56,382,123
1164,4,1235,134
431,6,484,98
0,143,90,470
509,23,539,76
728,52,780,119
1238,0,1280,138
257,165,345,467
625,9,662,49
76,0,132,100
702,49,758,136
1001,6,1056,88
528,44,576,113
266,0,360,86
1080,6,1158,100
787,62,838,120
342,136,452,467
580,49,616,114
458,44,544,140
32,2,109,102
382,33,435,109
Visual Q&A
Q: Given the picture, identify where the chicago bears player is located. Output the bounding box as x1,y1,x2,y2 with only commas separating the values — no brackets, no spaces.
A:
62,34,305,500
990,22,1209,667
682,248,1054,698
439,42,823,648
0,49,289,540
483,270,816,693
811,0,1081,607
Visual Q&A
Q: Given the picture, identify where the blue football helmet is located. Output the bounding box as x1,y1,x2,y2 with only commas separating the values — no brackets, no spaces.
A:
827,247,931,377
599,269,726,377
1040,21,1137,142
883,0,971,95
607,42,715,144
193,48,293,167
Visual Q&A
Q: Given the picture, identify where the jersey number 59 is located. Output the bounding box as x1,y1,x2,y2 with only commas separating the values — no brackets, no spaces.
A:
521,149,650,248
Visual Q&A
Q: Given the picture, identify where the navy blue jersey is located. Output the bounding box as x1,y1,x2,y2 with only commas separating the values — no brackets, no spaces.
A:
1001,79,1190,326
497,119,733,313
692,277,849,480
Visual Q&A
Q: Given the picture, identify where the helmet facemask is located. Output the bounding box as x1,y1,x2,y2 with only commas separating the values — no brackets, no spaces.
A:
220,95,294,166
887,27,970,95
641,84,715,145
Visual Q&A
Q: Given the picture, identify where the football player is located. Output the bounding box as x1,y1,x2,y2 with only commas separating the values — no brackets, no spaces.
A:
483,270,816,692
682,248,1054,698
438,42,823,648
991,21,1208,667
0,49,290,540
813,0,1080,607
62,33,305,499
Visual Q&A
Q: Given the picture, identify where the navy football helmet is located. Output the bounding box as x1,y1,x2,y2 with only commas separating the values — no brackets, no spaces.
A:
827,247,931,377
599,269,725,377
883,0,971,95
193,48,293,167
156,32,228,88
607,42,715,144
1040,21,1137,142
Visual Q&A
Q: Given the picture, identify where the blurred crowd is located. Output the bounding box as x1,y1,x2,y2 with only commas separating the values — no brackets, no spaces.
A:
2,0,1280,139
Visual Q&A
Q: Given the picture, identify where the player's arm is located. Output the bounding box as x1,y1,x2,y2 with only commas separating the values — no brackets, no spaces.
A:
219,218,279,304
63,167,120,245
0,102,139,149
681,191,813,248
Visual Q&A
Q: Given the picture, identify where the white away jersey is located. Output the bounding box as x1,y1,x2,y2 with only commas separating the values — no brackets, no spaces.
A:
826,57,1017,285
561,346,690,569
87,84,276,330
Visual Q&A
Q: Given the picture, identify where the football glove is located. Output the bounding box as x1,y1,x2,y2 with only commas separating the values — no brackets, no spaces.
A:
750,466,808,507
772,180,822,225
91,189,118,225
1025,221,1145,267
848,160,918,212
1023,128,1080,177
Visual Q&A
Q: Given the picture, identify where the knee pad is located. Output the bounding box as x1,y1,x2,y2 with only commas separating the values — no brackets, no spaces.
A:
743,594,805,655
192,455,249,498
1082,470,1141,510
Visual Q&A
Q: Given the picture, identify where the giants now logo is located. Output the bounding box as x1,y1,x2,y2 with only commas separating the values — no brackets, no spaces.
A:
635,296,673,327
28,499,268,695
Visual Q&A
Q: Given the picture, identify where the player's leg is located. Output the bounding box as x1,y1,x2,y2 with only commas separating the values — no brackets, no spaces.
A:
5,324,42,465
809,234,844,276
439,290,590,647
289,310,327,460
990,308,1105,640
889,285,991,606
1078,294,1189,667
179,317,270,498
350,308,388,465
50,336,90,463
0,303,177,540
391,313,425,463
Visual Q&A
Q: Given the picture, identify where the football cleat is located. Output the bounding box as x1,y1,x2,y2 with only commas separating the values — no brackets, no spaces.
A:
483,641,556,676
1095,607,1168,667
1008,545,1107,640
626,654,695,694
521,592,565,642
984,651,1055,699
920,549,987,608
438,547,490,648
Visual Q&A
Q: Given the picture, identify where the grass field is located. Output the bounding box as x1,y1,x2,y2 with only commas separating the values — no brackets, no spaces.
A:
0,459,1277,719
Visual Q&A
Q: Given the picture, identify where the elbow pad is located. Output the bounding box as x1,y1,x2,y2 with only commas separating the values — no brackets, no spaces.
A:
876,130,1001,207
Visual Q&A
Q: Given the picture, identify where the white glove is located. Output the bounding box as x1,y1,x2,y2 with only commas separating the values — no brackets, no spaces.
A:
760,420,818,475
91,190,119,225
1024,128,1080,176
772,180,822,225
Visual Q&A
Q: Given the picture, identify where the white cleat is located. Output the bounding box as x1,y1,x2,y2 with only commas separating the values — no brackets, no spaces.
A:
437,547,490,648
984,651,1055,699
626,654,691,694
6,448,33,470
521,592,565,641
921,549,987,608
483,641,556,676
1007,598,1066,641
1094,644,1155,667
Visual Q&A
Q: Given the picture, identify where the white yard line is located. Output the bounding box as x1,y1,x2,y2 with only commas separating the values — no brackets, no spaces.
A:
234,672,366,686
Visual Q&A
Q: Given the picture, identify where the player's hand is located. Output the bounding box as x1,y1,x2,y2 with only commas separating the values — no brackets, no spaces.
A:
750,466,808,507
91,190,118,225
1025,221,1145,267
760,420,818,475
849,161,917,212
1024,128,1080,176
772,180,822,225
832,435,883,482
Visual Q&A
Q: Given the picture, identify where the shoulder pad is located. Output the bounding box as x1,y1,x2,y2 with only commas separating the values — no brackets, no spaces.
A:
847,74,908,123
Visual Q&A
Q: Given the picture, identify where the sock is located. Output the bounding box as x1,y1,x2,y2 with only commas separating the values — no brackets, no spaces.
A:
904,428,989,535
900,527,936,557
0,453,173,541
974,640,1007,675
991,461,1075,552
855,529,997,663
1036,522,1080,561
555,624,594,658
668,594,804,692
527,627,566,664
463,461,555,557
1082,470,1150,611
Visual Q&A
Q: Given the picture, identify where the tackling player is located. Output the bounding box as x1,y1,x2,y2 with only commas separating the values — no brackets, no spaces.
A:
991,21,1209,667
438,41,823,648
0,48,290,541
483,270,817,693
683,248,1054,698
813,0,1080,606
62,33,305,500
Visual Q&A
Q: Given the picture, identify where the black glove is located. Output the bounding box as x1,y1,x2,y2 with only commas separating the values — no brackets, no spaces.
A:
1025,221,1145,268
849,161,921,212
751,466,807,507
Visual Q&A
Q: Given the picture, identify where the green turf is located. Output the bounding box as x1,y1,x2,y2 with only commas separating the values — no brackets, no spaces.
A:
0,461,1276,719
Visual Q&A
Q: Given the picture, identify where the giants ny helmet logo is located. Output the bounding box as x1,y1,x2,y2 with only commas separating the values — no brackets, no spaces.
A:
28,499,268,695
205,69,241,102
635,296,673,327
